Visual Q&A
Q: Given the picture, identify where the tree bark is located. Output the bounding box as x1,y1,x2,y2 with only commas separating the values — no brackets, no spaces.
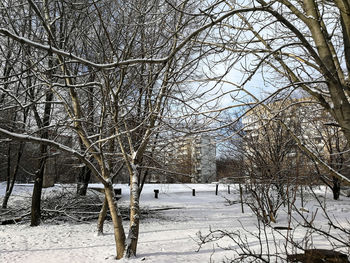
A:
30,86,53,226
125,168,141,258
30,147,47,226
76,165,92,196
332,176,340,200
97,197,108,235
104,185,126,259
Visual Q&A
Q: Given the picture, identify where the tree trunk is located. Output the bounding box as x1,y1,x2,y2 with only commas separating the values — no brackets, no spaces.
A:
2,142,24,209
2,178,16,209
30,150,47,226
76,165,92,196
104,185,126,259
125,171,141,258
30,88,52,226
3,144,12,209
332,176,340,200
97,197,108,235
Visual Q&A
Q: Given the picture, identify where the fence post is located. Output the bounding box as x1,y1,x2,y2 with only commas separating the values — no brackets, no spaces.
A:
239,183,244,213
192,189,196,196
215,183,219,195
300,186,304,208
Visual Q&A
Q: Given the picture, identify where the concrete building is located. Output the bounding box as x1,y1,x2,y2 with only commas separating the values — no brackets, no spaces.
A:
164,134,217,183
189,135,217,183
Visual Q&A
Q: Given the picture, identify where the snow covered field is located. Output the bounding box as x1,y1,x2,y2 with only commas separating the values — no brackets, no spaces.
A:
1,183,350,262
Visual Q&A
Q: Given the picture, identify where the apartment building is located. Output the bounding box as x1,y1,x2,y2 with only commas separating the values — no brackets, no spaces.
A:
156,134,217,183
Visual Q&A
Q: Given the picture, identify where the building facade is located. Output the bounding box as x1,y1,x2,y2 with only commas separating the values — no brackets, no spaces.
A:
162,134,217,183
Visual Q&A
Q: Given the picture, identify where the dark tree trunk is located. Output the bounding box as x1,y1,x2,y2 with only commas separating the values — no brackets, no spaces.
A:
29,20,54,224
30,86,53,226
332,176,340,200
2,142,25,209
76,165,92,196
30,147,47,226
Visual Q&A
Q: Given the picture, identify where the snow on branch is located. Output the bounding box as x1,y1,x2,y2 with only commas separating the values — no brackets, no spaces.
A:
0,28,168,69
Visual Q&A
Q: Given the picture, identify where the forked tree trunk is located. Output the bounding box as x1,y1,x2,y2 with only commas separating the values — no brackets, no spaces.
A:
104,185,126,259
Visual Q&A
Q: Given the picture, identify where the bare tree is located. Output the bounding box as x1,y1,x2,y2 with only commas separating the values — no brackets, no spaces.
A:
220,99,309,223
0,0,219,259
192,0,350,185
0,2,31,209
3,0,349,259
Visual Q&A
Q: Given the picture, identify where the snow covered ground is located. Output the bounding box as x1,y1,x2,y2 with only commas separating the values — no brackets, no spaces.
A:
1,183,350,262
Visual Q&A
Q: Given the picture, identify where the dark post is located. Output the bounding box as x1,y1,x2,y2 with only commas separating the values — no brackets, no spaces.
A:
228,185,230,194
239,183,244,213
154,189,159,199
215,183,219,195
300,186,304,208
192,189,196,196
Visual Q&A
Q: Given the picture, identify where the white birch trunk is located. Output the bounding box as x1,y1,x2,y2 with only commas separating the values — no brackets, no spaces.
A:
125,163,141,258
